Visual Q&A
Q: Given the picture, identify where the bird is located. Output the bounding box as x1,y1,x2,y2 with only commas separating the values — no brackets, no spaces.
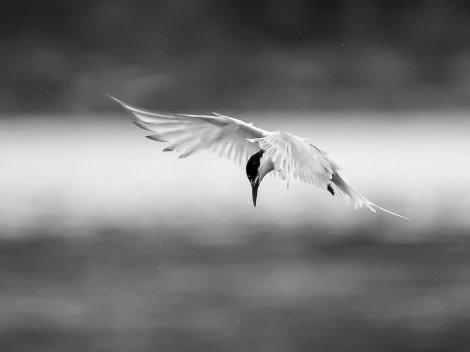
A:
110,96,408,220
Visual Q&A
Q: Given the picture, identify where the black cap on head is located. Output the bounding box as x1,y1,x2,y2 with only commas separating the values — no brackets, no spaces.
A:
246,150,264,182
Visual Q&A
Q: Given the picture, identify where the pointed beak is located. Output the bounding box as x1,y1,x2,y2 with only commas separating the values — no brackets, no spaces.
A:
251,178,260,207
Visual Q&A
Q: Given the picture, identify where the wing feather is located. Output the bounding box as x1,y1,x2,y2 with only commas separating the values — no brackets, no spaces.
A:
111,96,268,164
248,131,333,189
248,132,408,219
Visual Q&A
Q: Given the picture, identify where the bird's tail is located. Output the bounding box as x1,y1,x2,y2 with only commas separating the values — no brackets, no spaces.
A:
331,172,409,220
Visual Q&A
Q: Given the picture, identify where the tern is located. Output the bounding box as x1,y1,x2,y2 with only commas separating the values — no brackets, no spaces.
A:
110,96,408,219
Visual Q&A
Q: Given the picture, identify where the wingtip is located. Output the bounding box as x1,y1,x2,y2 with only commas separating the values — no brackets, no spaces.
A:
397,213,410,221
373,203,410,220
107,94,126,106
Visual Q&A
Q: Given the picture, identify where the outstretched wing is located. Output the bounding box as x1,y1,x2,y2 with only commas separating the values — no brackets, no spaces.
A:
111,96,269,164
249,132,408,219
248,131,334,188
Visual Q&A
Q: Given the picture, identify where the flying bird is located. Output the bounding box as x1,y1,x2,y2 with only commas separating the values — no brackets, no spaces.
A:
110,96,408,219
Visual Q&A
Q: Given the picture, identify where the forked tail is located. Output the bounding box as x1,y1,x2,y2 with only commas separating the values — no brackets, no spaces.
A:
330,172,409,220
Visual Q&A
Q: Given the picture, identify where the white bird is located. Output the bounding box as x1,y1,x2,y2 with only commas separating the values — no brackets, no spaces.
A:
110,96,408,219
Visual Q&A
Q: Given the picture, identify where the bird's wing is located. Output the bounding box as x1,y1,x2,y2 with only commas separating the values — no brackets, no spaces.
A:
248,131,334,188
111,96,269,164
248,132,408,219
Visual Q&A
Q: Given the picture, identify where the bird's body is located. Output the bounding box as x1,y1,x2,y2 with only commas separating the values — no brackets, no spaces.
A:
111,96,408,219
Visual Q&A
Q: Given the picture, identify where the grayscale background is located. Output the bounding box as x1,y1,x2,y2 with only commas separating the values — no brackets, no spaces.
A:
1,1,470,351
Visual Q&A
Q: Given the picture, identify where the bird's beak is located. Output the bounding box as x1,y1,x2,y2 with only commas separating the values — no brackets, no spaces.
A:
251,177,260,207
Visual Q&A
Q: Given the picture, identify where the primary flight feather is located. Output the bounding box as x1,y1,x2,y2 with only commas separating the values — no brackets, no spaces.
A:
110,96,408,219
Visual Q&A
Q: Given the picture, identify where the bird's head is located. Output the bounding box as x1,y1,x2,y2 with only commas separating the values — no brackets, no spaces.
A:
246,150,273,207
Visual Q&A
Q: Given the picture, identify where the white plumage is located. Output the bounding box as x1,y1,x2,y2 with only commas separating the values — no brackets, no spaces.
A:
111,96,265,163
111,96,408,219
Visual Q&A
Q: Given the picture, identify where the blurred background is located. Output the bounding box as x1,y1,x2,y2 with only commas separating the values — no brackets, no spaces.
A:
2,1,470,351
